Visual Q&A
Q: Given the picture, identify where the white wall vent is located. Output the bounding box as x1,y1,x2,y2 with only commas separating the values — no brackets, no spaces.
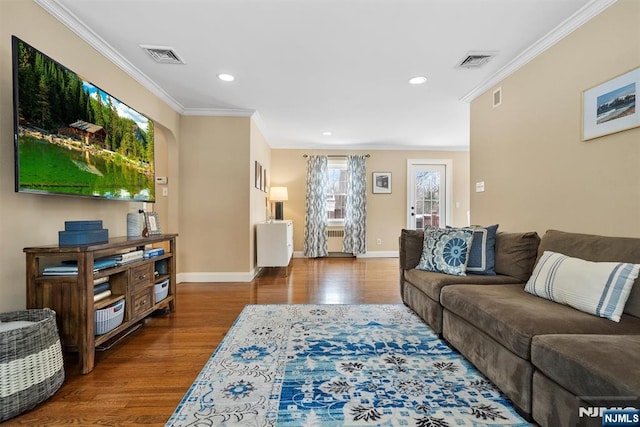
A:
493,86,502,108
140,45,185,64
456,52,496,69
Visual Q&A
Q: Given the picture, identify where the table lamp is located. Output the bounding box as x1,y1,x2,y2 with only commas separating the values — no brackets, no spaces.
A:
269,187,288,220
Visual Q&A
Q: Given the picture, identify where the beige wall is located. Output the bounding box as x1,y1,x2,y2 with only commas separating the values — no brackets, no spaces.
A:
178,116,251,276
250,118,271,266
0,0,180,312
176,116,271,280
271,149,470,254
471,0,640,238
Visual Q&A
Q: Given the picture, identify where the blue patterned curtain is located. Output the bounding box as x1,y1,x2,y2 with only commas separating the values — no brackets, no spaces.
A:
343,155,367,255
304,156,329,257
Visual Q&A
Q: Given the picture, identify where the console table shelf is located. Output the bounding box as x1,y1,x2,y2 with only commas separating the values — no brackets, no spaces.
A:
24,233,178,374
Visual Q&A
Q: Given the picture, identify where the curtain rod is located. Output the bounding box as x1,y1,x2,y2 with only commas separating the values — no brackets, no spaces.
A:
302,154,370,158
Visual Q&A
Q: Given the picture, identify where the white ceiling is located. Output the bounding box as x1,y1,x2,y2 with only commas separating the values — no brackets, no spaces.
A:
37,0,611,150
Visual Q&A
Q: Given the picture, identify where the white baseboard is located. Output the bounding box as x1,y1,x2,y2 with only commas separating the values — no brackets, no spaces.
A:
177,251,399,283
292,250,399,259
178,270,257,283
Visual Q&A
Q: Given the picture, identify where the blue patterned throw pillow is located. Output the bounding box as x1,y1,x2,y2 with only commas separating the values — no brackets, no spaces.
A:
466,224,498,275
417,226,475,276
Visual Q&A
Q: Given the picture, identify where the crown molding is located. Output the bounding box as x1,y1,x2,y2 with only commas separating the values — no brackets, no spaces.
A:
35,0,615,147
181,108,255,117
34,0,188,113
249,111,275,146
270,143,470,152
460,0,617,103
35,0,268,120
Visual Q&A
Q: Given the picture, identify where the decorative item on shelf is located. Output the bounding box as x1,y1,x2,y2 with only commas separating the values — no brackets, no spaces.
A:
142,211,161,236
269,186,289,220
126,210,143,237
58,220,109,246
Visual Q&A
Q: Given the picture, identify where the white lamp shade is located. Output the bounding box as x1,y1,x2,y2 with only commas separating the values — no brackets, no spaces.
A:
269,186,288,202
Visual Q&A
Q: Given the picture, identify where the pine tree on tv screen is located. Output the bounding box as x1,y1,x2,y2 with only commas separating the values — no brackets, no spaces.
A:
14,38,155,201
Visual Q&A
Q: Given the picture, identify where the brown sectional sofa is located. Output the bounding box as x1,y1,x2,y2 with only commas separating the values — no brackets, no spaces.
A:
400,228,640,425
399,229,541,334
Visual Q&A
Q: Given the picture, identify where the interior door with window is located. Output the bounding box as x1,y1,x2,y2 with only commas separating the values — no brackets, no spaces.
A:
407,161,450,230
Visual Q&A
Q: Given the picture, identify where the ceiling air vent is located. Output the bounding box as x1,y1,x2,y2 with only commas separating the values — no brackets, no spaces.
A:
140,45,185,64
456,52,496,69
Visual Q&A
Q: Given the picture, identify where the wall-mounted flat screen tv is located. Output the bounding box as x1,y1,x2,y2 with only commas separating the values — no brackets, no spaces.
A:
12,36,155,202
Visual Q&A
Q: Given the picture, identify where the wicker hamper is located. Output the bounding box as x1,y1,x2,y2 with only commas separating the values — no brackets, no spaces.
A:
0,308,65,422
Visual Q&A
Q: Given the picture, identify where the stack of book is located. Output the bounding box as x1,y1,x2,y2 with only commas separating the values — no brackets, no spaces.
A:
58,220,109,247
108,250,144,265
143,247,164,258
42,257,117,275
93,277,111,302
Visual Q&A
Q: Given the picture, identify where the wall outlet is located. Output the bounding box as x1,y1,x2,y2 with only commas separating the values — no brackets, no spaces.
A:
162,187,169,197
475,181,485,192
376,238,382,245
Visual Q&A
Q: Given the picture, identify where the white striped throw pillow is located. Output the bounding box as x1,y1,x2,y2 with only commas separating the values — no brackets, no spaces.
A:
525,251,640,322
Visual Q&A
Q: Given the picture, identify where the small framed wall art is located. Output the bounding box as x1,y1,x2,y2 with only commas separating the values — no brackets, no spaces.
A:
255,161,262,190
143,211,161,236
582,66,639,141
262,168,268,193
372,172,392,194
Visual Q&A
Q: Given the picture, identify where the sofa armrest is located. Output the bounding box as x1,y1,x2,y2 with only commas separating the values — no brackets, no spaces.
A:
399,229,424,270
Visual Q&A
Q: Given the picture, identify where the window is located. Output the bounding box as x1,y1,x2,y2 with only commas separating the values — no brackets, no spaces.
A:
415,171,440,229
327,159,347,222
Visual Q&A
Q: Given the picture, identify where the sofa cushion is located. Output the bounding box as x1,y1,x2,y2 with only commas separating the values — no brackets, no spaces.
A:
404,269,522,302
538,229,640,317
417,226,474,276
440,285,640,359
494,231,540,281
531,334,640,398
466,224,498,275
399,229,424,270
525,251,639,322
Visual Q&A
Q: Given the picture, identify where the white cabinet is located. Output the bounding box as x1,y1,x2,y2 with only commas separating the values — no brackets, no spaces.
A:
256,220,293,267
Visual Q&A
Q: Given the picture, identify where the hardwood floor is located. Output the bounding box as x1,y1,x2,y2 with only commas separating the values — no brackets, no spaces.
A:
6,257,402,426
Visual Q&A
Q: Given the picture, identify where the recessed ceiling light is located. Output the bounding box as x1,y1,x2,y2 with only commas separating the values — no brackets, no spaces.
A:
322,131,332,136
409,76,427,85
218,73,235,82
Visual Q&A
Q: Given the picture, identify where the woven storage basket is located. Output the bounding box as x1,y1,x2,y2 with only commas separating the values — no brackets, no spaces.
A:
0,308,65,422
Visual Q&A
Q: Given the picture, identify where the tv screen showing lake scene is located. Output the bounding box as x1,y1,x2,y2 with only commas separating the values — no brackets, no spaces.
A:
12,36,155,202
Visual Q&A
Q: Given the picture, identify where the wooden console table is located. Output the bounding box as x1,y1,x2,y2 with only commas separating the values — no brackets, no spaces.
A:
24,234,177,374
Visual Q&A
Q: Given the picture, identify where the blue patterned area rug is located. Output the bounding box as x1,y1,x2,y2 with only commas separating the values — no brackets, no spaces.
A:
166,304,528,426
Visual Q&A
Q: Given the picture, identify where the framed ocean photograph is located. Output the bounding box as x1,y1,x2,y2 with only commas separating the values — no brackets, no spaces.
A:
582,66,639,141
